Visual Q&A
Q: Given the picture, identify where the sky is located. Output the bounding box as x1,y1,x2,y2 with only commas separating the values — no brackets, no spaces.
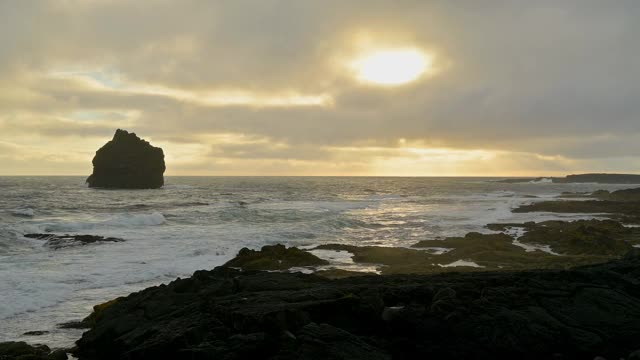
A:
1,0,639,176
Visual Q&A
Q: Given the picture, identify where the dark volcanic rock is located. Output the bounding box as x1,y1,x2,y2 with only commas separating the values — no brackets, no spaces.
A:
0,341,67,360
58,298,121,330
559,188,640,201
24,234,124,249
605,187,640,201
86,129,165,189
513,200,640,225
554,173,640,184
486,219,640,256
22,330,49,336
224,244,329,270
75,254,640,360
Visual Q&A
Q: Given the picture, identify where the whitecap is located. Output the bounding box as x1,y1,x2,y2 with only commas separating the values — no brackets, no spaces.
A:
104,212,166,227
528,178,553,184
11,208,35,217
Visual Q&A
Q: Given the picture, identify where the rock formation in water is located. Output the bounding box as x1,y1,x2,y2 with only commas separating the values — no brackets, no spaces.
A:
86,129,165,189
24,233,124,249
224,244,329,270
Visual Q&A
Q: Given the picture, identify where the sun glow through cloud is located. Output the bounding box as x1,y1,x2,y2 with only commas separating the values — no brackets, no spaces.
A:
351,48,430,85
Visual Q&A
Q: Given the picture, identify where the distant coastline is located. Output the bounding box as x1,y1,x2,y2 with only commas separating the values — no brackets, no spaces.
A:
497,173,640,184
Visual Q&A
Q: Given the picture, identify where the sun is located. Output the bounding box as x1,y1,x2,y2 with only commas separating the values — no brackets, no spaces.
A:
351,48,430,86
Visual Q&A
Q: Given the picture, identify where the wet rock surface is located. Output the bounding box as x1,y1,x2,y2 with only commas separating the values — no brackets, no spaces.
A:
24,234,124,249
559,187,640,201
223,244,329,270
86,129,165,189
73,253,640,360
0,342,67,360
313,219,640,275
487,219,640,256
514,200,640,223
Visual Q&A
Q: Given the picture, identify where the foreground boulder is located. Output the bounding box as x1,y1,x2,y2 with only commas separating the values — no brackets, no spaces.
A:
0,341,67,360
75,253,640,360
86,129,165,189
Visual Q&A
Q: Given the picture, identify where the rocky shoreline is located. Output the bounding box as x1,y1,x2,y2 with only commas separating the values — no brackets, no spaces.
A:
4,187,640,359
71,251,640,359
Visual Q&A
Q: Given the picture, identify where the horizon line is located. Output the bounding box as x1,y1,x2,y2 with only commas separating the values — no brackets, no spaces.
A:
1,174,639,178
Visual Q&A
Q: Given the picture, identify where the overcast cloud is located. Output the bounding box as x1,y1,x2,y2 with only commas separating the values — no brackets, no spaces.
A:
1,0,638,175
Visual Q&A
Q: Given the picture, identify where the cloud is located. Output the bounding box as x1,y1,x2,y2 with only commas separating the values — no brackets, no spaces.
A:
0,0,639,175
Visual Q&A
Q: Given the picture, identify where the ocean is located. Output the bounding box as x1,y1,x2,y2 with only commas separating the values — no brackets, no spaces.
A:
0,176,633,347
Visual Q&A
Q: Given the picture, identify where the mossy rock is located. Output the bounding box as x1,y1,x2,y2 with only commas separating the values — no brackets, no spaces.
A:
224,244,329,270
488,219,640,256
82,298,121,327
317,223,633,275
514,200,640,217
517,219,638,255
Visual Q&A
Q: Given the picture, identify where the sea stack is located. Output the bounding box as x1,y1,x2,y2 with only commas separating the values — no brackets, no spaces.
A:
86,129,165,189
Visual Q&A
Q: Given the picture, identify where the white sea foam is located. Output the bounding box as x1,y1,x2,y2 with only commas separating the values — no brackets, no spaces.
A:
308,249,356,264
163,184,195,190
308,249,380,273
512,240,560,255
414,247,453,255
528,178,553,184
439,260,484,268
104,212,166,227
11,208,35,217
41,212,166,233
503,226,560,255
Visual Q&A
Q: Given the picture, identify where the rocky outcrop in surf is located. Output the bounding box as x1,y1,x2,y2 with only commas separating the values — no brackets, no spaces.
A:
86,129,165,189
24,233,124,249
224,244,329,270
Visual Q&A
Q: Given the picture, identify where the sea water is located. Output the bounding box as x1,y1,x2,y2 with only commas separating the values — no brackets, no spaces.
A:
0,176,634,347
